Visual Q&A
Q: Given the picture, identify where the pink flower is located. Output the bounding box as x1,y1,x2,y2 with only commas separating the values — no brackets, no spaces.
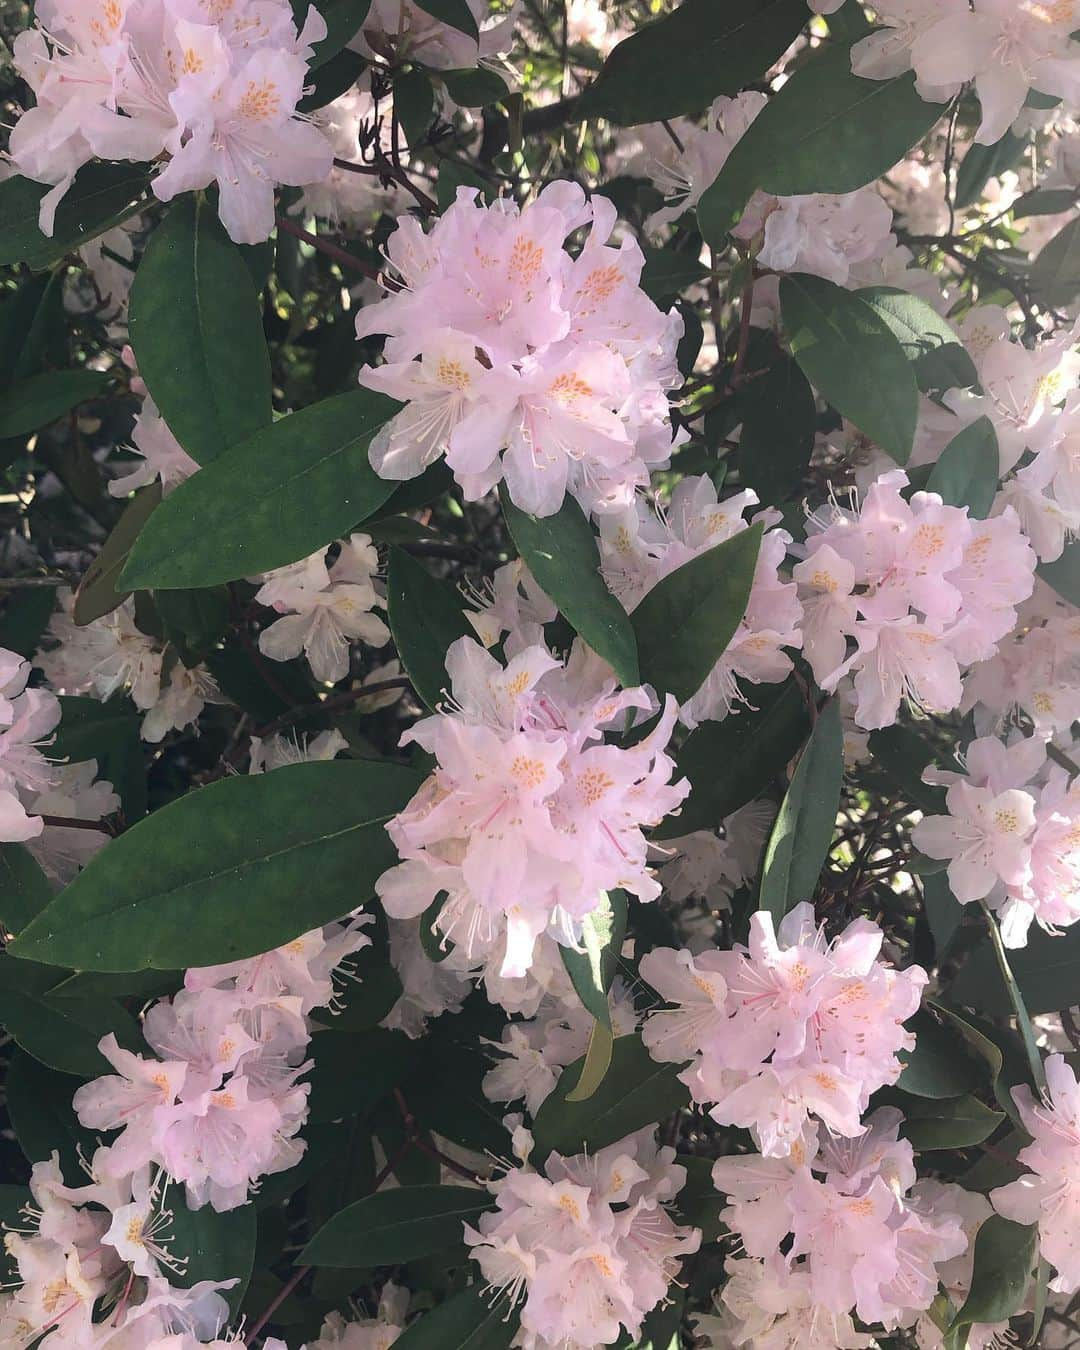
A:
913,781,1036,902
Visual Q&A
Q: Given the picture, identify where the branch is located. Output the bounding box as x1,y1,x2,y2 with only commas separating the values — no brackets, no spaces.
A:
274,215,382,281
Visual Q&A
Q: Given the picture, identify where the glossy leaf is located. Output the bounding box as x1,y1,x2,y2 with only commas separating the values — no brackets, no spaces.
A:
0,370,110,438
738,352,817,503
73,483,162,625
414,0,477,39
953,1216,1036,1329
122,389,401,589
301,1184,490,1266
386,547,472,710
5,1048,99,1176
9,761,422,972
0,843,53,935
51,695,146,822
1037,538,1080,608
393,1286,519,1349
0,164,152,271
758,699,843,924
501,486,639,686
926,416,999,519
780,274,918,464
632,524,762,703
128,195,272,464
857,286,978,395
898,1093,1004,1150
575,0,808,126
169,1196,257,1317
1031,216,1080,309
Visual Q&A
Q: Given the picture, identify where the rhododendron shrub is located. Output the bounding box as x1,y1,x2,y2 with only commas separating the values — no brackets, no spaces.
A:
1,1,1079,1347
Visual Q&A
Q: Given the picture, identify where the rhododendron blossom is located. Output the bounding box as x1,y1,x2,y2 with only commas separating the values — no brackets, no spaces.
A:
355,184,685,517
377,635,688,981
641,904,927,1156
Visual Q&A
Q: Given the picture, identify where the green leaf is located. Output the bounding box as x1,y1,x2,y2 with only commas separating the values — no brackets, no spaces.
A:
0,164,152,271
168,1195,257,1317
414,0,478,39
395,67,437,148
128,195,272,465
307,1027,421,1124
154,586,230,662
386,547,472,711
301,1184,490,1266
953,1216,1036,1330
896,1008,987,1099
575,0,809,126
926,416,999,519
121,389,401,590
698,44,944,244
897,1092,1004,1150
5,1047,100,1176
1037,538,1080,607
531,1034,690,1164
73,484,163,626
561,892,628,1102
1031,216,1080,310
640,246,710,304
866,724,946,814
500,486,639,686
299,48,368,113
955,132,1027,209
8,760,422,972
0,954,140,1077
436,159,497,210
393,1286,519,1350
305,0,372,67
857,286,978,395
1012,187,1078,218
780,274,918,463
738,352,817,503
408,1040,513,1156
0,273,65,389
654,680,809,840
0,370,110,439
0,843,53,934
978,902,1045,1092
440,67,511,108
953,915,1080,1019
52,694,147,822
0,585,57,659
758,699,843,924
631,524,762,704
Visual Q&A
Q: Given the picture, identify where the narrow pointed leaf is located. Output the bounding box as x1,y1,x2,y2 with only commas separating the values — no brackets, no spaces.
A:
386,547,473,710
301,1185,490,1267
926,416,999,519
0,370,110,438
73,483,162,625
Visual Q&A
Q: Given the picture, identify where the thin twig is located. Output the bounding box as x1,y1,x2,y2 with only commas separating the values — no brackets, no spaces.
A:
274,215,382,280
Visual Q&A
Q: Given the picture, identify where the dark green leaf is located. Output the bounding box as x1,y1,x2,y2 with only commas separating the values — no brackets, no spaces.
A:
955,133,1027,210
825,0,871,38
857,286,978,395
1012,187,1078,218
0,843,52,934
0,370,110,438
654,681,809,840
1037,538,1080,607
896,1008,987,1099
0,586,57,659
306,0,372,67
0,165,152,271
0,273,65,389
698,44,944,244
73,484,163,625
0,954,140,1077
953,1216,1036,1329
128,195,272,464
780,274,918,463
926,416,999,519
867,724,946,814
8,760,422,971
532,1034,690,1163
393,1286,519,1350
441,67,510,107
1031,216,1080,309
168,1195,257,1317
386,547,472,710
299,48,368,113
122,389,401,589
5,1047,100,1175
561,891,628,1030
51,694,146,822
758,699,843,923
640,246,709,304
307,1027,420,1123
897,1092,1004,1150
575,0,808,126
153,586,230,661
301,1184,490,1266
632,524,762,704
978,902,1045,1091
395,67,437,148
414,0,478,39
500,486,639,686
738,353,817,502
408,1041,513,1156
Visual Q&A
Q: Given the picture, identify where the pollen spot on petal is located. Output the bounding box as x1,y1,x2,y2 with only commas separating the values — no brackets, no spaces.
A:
237,78,281,122
812,1070,838,1092
590,1250,615,1278
577,767,615,805
810,569,838,593
436,358,472,391
126,1217,145,1246
549,373,593,404
558,1193,582,1222
994,808,1020,833
912,523,946,558
510,755,548,789
508,236,545,285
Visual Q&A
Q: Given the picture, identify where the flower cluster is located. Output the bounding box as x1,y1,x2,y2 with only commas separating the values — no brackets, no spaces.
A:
10,0,333,243
708,1111,968,1339
0,1151,237,1347
992,1053,1080,1295
377,636,687,986
0,645,62,843
253,533,389,685
73,917,371,1211
356,183,686,518
913,733,1080,946
37,592,225,743
641,903,927,1157
795,469,1037,730
849,1,1080,147
465,1129,700,1350
600,476,803,727
297,1288,408,1350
